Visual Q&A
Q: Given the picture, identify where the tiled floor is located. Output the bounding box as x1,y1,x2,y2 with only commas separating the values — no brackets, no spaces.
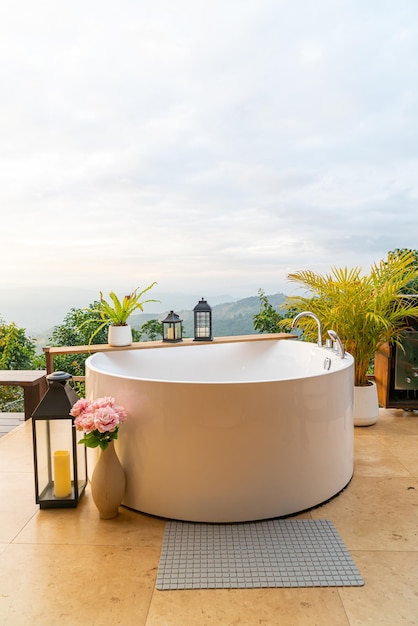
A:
0,409,417,625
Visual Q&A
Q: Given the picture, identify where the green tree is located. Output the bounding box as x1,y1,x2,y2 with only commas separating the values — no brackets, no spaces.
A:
139,319,163,341
253,289,285,333
0,319,37,411
42,303,109,395
0,320,36,369
49,303,107,346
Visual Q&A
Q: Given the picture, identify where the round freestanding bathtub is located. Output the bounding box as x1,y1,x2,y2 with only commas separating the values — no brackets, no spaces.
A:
85,337,354,522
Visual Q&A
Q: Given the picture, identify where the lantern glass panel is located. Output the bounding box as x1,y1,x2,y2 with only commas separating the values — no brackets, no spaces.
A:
34,417,74,501
163,324,173,340
196,311,211,338
75,429,87,491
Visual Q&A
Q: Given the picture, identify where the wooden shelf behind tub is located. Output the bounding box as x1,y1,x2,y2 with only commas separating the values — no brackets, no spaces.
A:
43,333,297,375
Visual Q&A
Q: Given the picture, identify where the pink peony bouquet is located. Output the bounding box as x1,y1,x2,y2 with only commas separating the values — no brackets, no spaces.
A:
70,396,128,450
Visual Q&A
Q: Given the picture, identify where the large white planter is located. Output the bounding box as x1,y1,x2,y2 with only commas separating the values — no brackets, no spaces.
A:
353,381,379,426
108,324,133,347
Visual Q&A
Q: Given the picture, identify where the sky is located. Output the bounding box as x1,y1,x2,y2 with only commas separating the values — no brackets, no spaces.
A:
1,0,418,328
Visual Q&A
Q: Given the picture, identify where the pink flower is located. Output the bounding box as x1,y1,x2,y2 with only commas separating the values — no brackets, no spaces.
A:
70,398,92,418
74,411,96,433
71,396,127,441
92,406,120,433
91,396,115,411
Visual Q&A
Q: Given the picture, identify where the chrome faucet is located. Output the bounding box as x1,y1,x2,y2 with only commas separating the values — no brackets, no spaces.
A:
327,329,345,359
291,311,323,347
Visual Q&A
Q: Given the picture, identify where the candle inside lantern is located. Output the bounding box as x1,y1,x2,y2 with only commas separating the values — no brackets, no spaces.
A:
167,327,174,340
53,450,71,497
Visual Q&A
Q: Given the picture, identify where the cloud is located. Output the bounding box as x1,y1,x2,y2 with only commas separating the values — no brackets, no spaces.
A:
1,0,418,306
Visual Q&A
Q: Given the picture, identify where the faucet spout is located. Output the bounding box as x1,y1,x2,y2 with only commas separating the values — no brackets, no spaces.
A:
291,311,323,347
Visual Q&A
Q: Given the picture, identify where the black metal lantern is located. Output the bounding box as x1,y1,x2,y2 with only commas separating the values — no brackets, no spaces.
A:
193,298,213,341
31,371,87,509
162,310,183,342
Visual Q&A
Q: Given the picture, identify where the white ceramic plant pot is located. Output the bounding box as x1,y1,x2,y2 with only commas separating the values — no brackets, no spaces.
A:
108,324,133,347
353,380,379,426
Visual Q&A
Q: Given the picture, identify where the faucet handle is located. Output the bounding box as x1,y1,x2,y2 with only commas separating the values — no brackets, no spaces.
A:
327,330,345,358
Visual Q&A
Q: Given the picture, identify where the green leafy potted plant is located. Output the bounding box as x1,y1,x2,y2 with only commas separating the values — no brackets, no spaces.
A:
81,283,159,346
279,250,418,425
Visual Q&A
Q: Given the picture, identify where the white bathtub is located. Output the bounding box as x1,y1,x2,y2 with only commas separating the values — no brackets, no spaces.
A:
85,337,354,522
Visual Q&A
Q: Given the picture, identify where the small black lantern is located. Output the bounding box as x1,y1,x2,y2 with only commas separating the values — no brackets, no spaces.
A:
32,371,87,509
162,310,183,342
193,298,213,341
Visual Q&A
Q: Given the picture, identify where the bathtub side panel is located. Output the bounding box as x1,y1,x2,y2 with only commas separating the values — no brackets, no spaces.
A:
86,363,354,522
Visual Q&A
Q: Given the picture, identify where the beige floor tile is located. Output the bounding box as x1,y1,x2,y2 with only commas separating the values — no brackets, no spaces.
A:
0,543,158,626
372,434,418,477
0,473,38,543
16,495,166,548
311,474,418,551
0,424,34,473
145,587,350,626
339,551,418,626
368,409,418,436
353,435,412,477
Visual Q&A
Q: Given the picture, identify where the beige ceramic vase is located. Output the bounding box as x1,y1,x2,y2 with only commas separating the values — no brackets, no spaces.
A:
91,441,126,519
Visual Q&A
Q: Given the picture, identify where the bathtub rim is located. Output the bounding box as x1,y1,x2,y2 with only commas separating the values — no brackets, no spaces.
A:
85,337,354,386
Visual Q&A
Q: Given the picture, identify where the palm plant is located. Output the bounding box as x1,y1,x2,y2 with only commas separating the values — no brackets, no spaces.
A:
280,250,418,386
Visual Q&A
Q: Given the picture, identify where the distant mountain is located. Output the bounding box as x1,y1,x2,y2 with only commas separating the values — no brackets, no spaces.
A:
27,291,287,352
130,293,287,338
0,286,238,335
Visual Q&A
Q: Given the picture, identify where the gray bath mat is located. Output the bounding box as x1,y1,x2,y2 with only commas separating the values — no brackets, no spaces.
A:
156,518,364,590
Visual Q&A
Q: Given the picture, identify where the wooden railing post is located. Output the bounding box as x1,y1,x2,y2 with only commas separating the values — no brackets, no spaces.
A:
43,347,55,375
